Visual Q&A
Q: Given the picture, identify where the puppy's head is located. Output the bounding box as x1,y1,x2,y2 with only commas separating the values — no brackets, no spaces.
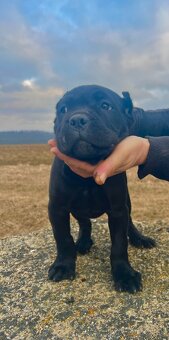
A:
54,85,133,163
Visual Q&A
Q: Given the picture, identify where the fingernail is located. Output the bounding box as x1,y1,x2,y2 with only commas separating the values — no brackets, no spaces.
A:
95,173,106,185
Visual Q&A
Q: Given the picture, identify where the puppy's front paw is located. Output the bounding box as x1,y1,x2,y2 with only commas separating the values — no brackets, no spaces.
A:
48,258,76,282
112,262,142,293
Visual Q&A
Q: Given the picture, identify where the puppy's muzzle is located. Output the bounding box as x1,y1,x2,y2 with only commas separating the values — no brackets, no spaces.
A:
69,113,89,131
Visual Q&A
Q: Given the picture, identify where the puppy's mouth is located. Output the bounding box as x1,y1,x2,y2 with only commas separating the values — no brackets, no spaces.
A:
58,137,115,164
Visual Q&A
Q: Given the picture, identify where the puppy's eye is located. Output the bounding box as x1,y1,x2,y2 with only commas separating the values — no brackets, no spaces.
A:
101,102,112,111
60,106,68,114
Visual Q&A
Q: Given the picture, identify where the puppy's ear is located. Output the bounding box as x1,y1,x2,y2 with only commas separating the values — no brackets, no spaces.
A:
122,91,133,118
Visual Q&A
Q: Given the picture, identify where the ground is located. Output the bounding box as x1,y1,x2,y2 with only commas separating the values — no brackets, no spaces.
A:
0,145,169,339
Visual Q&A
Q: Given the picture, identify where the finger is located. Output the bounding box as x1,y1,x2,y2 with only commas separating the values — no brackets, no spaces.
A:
93,154,116,185
93,157,112,181
94,155,114,176
50,143,96,178
50,146,59,155
68,163,94,177
48,139,56,147
53,148,95,172
69,166,91,178
50,146,86,169
94,173,107,185
50,147,79,165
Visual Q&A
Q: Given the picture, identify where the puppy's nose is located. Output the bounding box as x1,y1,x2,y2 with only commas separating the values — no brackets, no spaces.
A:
69,114,89,129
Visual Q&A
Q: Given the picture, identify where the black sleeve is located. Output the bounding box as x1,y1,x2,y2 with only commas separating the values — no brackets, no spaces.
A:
138,136,169,181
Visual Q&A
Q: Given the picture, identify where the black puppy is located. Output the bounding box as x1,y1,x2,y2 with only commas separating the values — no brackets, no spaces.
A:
48,85,168,293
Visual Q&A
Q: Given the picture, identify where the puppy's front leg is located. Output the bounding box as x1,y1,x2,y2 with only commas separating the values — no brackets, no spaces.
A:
48,199,77,282
108,209,142,293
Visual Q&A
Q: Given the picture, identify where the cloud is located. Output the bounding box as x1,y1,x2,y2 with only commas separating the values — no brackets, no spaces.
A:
0,85,64,131
0,0,169,131
22,78,36,89
0,3,56,84
0,86,64,114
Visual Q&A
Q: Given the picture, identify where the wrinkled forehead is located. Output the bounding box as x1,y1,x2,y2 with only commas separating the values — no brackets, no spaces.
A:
57,85,123,110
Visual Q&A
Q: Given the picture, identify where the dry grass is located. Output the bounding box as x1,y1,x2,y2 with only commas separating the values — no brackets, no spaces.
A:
0,144,168,239
0,144,53,166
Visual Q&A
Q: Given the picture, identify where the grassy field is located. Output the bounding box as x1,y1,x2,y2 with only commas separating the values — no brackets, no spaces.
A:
0,144,168,239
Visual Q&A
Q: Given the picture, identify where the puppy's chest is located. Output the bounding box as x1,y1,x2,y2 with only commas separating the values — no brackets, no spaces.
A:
70,185,109,218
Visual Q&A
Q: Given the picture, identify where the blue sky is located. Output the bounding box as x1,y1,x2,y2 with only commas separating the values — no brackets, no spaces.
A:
0,0,169,131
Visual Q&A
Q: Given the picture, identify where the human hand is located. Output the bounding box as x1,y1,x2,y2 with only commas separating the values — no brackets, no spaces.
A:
48,139,97,178
94,136,150,184
48,136,150,185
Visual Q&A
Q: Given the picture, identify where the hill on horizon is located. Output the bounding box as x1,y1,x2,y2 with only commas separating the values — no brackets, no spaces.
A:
0,130,54,144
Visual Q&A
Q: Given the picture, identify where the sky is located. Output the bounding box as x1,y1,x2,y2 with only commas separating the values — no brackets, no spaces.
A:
0,0,169,132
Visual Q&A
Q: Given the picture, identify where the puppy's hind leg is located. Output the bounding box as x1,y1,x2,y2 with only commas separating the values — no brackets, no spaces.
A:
76,218,93,254
128,218,156,248
127,191,156,248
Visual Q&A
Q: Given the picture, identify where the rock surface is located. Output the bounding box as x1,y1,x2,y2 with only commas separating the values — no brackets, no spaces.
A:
1,220,169,339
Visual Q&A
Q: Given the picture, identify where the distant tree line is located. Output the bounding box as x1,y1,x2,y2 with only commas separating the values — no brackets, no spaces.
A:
0,131,54,144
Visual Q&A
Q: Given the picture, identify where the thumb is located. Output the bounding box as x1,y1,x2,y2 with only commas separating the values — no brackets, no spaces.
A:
94,172,107,185
94,157,114,185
